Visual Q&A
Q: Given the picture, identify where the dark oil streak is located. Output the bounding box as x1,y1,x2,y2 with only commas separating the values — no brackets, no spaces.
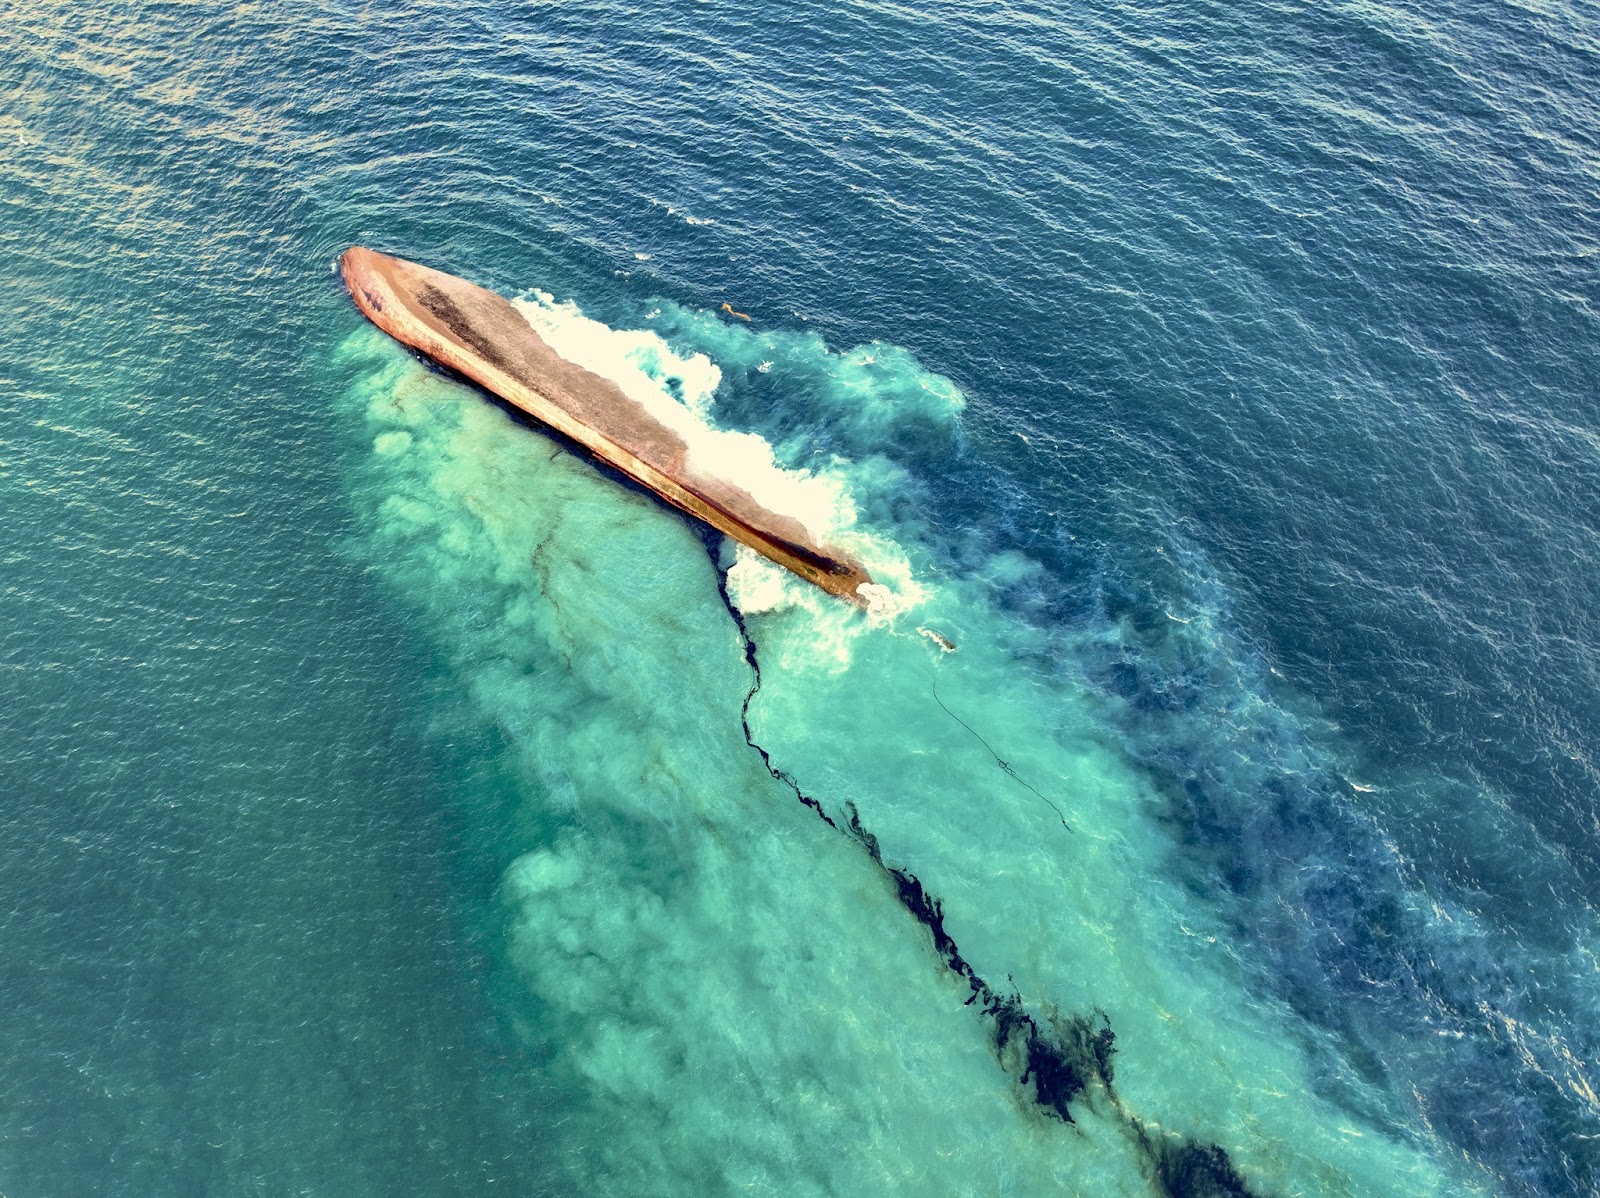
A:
711,559,1263,1198
721,576,840,832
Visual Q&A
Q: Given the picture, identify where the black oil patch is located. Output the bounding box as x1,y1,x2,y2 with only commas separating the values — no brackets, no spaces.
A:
1148,1139,1256,1198
712,560,1269,1198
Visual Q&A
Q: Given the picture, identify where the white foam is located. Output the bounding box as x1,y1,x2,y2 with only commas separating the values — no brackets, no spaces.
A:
723,534,928,674
505,292,936,643
649,197,715,226
724,548,795,615
512,292,854,544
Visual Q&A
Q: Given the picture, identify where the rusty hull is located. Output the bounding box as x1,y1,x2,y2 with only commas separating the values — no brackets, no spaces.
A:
340,247,872,604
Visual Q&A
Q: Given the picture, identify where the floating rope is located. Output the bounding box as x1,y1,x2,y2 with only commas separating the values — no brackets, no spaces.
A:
929,671,1073,832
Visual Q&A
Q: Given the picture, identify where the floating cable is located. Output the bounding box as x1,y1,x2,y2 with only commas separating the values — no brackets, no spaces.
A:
929,671,1073,832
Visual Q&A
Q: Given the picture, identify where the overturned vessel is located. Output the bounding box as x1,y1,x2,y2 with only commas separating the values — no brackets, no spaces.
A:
341,247,873,604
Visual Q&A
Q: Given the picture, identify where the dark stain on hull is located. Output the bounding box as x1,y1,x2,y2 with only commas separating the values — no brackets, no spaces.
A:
416,282,515,374
711,555,1265,1198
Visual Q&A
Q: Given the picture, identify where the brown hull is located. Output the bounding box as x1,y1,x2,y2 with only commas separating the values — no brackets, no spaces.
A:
340,247,872,604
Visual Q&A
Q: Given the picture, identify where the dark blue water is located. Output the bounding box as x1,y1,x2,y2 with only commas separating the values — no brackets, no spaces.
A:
2,0,1597,1193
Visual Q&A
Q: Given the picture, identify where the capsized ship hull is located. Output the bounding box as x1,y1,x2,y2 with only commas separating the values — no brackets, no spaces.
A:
340,247,873,604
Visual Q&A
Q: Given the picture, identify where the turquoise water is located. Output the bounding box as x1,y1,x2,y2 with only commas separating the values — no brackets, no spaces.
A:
3,1,1597,1195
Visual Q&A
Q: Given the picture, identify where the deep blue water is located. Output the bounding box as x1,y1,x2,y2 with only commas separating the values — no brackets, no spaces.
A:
2,0,1597,1194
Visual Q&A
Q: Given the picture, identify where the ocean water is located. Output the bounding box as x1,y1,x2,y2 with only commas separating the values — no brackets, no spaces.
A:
2,0,1597,1195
